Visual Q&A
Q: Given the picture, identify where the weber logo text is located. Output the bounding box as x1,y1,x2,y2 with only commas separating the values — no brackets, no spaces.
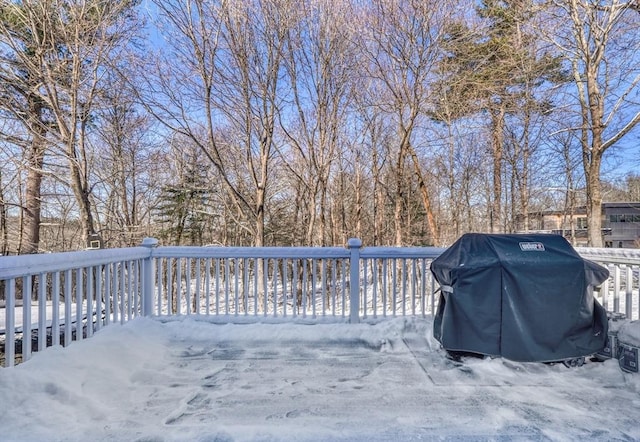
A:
519,242,545,251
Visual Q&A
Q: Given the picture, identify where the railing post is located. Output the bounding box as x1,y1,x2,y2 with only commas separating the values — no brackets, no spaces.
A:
348,238,362,323
141,238,159,317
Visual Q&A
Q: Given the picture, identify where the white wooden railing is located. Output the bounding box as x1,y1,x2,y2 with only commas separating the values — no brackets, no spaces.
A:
1,238,639,367
576,247,640,320
151,239,445,322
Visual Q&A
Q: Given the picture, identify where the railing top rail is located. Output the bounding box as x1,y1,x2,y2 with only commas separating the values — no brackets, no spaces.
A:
0,247,150,280
1,242,638,282
151,245,447,260
151,245,351,260
576,247,640,266
360,246,446,259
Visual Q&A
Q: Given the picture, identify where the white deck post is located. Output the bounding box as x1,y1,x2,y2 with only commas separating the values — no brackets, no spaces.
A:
348,238,362,323
141,238,159,316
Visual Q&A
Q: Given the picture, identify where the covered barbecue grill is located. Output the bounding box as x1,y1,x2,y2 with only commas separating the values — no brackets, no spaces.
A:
431,233,609,363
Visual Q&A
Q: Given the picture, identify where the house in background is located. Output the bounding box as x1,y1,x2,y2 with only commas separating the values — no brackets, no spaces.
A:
515,202,640,248
603,202,640,248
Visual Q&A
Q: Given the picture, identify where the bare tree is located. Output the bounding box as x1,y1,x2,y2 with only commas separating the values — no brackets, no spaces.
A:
358,0,446,245
0,0,141,251
146,0,291,247
546,0,640,246
278,0,357,245
92,73,158,247
0,156,8,255
0,3,50,253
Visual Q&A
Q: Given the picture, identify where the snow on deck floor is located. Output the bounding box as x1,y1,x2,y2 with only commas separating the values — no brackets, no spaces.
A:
0,317,639,442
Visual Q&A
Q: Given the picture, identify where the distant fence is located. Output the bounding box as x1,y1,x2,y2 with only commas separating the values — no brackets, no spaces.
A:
1,239,638,367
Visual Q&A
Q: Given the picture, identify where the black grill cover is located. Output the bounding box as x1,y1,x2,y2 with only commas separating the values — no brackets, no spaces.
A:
431,233,609,362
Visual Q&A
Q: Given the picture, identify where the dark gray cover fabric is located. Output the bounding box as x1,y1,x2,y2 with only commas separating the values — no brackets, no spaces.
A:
431,233,609,362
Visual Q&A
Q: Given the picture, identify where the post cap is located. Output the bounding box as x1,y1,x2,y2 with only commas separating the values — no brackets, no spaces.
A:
347,238,362,248
141,237,159,248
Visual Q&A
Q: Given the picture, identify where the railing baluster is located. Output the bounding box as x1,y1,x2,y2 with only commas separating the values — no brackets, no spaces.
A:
224,259,231,315
312,258,317,318
215,259,220,315
293,259,299,317
133,260,139,318
185,258,192,315
176,258,183,315
390,259,394,315
52,271,61,345
272,259,278,317
166,259,173,316
105,264,112,325
38,273,47,351
120,262,126,324
86,267,94,338
613,265,621,313
412,260,417,316
95,265,103,331
420,260,425,315
249,258,258,316
232,258,237,314
341,259,347,318
262,258,268,316
5,279,16,367
242,257,248,316
205,258,211,315
23,276,32,361
283,259,289,317
321,260,327,317
331,259,337,317
196,258,201,315
630,265,638,319
156,259,163,316
371,259,377,318
128,261,134,320
601,265,610,311
362,259,368,319
302,259,308,318
64,269,72,347
75,268,83,340
382,259,388,317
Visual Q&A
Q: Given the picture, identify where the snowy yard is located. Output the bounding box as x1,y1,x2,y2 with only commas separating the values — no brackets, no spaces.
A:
0,316,639,441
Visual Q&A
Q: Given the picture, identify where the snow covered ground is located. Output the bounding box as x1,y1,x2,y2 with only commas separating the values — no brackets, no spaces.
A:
1,316,639,441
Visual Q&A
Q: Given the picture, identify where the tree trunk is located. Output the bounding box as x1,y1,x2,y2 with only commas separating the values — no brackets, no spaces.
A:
394,149,407,246
21,122,47,254
22,147,44,254
584,147,604,247
490,106,505,234
0,168,8,255
407,145,438,245
67,113,96,248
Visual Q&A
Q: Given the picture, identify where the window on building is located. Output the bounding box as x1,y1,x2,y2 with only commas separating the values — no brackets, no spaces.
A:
610,213,640,223
577,217,587,229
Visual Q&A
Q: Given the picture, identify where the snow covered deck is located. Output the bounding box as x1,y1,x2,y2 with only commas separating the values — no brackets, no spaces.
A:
1,240,639,366
1,317,639,441
1,241,640,439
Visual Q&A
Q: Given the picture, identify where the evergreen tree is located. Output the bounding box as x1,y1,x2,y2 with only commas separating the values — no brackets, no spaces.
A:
433,0,565,233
